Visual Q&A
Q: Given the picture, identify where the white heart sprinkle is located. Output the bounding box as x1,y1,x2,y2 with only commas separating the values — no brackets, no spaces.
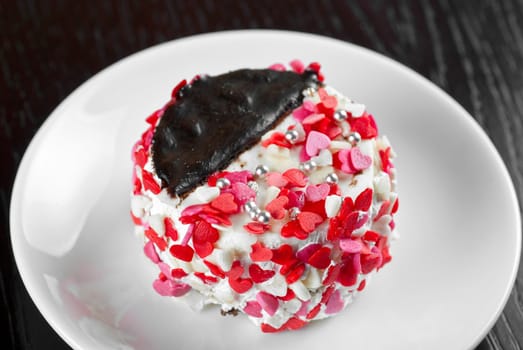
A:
346,102,365,117
325,195,342,218
330,141,351,150
262,274,288,296
311,149,333,166
289,281,311,301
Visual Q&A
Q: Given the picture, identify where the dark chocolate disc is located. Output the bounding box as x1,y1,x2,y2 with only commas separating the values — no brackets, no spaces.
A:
152,68,319,196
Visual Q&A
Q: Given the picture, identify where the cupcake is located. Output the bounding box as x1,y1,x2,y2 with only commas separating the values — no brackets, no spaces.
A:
130,60,399,332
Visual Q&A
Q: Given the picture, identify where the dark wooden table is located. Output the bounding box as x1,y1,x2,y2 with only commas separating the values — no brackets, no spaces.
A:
1,1,522,349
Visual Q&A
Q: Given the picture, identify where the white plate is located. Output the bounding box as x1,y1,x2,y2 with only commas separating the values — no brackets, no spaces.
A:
10,30,521,350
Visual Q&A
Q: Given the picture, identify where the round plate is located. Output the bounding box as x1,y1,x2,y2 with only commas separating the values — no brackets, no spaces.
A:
10,30,521,350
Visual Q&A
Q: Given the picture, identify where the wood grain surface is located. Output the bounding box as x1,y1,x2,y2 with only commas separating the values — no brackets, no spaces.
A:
1,1,522,349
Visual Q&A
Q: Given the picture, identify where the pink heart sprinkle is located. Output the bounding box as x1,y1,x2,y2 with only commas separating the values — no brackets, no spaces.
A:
144,241,160,263
157,262,173,280
338,149,357,174
296,300,311,317
325,290,344,314
302,113,325,125
225,182,256,205
349,147,372,171
303,100,317,112
306,131,331,157
153,279,191,297
290,59,305,73
266,172,289,187
339,239,363,253
269,63,286,71
305,183,330,202
256,291,280,316
244,300,263,318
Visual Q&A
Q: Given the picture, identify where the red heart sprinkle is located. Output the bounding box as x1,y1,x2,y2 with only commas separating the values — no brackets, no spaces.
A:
280,258,300,275
357,279,367,291
134,147,147,168
337,259,358,287
374,200,390,222
164,217,178,241
355,188,373,211
144,227,167,251
271,244,294,265
145,109,163,126
249,264,276,283
282,168,308,187
261,323,281,333
321,285,335,305
142,170,161,194
285,262,306,284
229,277,253,294
194,272,218,284
203,260,226,278
323,264,341,286
171,79,187,98
193,241,214,258
282,317,307,330
278,288,296,301
391,197,400,214
296,243,322,262
307,247,332,269
361,247,383,274
250,242,273,262
297,211,324,233
210,193,239,214
266,196,289,220
261,132,292,148
169,244,194,262
192,220,219,244
349,115,378,139
306,304,322,319
171,268,188,279
228,260,245,280
363,230,381,242
244,222,269,234
281,220,308,240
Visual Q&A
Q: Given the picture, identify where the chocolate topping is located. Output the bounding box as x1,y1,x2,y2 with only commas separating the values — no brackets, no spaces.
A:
152,68,319,196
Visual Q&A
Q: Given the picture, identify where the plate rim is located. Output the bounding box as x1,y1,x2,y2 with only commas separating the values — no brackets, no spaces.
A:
9,29,522,350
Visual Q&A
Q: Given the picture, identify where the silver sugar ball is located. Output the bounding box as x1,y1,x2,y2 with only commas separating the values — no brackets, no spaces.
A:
333,110,347,122
284,129,300,144
244,200,257,212
325,173,339,184
347,132,361,146
289,207,301,219
300,160,317,172
256,210,272,224
254,164,269,177
216,178,231,189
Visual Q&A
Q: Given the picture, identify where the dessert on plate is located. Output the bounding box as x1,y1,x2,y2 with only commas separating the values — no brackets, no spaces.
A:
130,60,399,332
